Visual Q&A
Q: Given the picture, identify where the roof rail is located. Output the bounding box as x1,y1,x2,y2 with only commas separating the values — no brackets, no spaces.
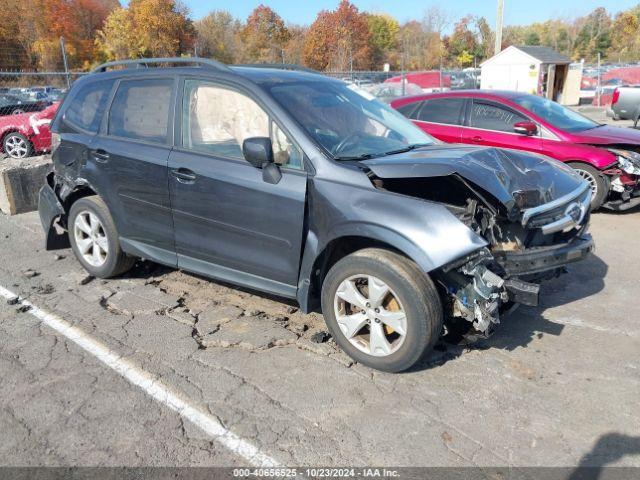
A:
233,63,320,74
91,57,231,74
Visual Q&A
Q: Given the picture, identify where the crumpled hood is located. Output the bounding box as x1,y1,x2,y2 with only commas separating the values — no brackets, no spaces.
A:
362,145,585,213
569,125,640,145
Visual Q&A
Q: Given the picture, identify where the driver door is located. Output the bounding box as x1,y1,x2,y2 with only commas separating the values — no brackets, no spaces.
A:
168,79,307,298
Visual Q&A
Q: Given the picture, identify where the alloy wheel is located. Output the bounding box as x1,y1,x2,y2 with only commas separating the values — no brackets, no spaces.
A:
575,168,598,196
4,135,29,158
74,210,109,268
333,274,407,357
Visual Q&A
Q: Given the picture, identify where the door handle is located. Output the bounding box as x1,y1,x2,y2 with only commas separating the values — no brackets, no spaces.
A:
171,168,197,184
470,136,483,142
92,149,109,163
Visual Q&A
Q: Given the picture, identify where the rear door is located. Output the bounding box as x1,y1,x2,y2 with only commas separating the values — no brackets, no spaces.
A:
168,78,307,297
410,97,465,143
90,76,177,265
460,99,543,154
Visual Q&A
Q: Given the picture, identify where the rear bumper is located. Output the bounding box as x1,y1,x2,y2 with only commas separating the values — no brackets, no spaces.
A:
493,234,594,278
38,173,69,250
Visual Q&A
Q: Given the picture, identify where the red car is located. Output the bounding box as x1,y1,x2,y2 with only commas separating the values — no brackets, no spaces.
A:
385,71,451,92
391,91,640,210
0,102,59,159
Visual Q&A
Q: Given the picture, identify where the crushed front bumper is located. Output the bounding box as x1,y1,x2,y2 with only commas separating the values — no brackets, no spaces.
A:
492,234,594,278
38,173,69,250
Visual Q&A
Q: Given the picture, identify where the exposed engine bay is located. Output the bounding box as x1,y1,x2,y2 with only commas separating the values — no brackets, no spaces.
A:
368,166,593,340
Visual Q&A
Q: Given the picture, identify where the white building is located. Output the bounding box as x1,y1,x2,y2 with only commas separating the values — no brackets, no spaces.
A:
480,45,582,105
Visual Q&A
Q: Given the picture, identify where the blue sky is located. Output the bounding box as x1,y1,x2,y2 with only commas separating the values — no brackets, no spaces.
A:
184,0,634,27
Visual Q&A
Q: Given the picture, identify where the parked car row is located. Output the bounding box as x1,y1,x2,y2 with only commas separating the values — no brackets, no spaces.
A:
0,86,66,114
39,58,595,372
391,90,640,211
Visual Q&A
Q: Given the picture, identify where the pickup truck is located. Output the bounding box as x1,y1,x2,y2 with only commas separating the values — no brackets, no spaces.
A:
608,86,640,126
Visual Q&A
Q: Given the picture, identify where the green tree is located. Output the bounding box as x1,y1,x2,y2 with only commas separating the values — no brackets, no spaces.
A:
574,7,612,60
366,13,399,67
446,16,478,66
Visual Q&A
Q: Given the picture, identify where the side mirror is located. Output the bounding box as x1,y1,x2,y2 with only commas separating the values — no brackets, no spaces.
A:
513,121,538,136
243,137,274,168
242,137,281,184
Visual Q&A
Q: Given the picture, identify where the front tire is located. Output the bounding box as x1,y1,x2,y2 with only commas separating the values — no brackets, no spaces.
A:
68,196,135,278
567,162,608,211
321,248,442,372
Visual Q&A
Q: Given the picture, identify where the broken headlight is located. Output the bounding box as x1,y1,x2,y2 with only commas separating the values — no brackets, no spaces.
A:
610,149,640,175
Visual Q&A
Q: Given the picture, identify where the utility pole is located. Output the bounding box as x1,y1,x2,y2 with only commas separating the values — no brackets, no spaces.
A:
60,37,70,89
401,36,406,96
494,0,504,56
596,52,601,107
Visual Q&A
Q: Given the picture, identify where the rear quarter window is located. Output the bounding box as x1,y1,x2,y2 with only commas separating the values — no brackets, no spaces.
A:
63,79,114,133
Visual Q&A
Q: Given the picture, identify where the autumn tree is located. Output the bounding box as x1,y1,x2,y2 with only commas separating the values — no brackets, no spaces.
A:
96,0,194,62
609,7,640,61
446,16,478,66
283,25,308,65
304,0,373,71
1,0,116,70
239,5,290,63
95,7,139,61
195,11,241,63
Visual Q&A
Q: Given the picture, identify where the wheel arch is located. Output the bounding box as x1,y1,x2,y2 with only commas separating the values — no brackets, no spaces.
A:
1,129,33,155
296,226,437,313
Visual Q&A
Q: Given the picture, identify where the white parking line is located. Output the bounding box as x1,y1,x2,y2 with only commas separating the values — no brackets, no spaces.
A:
0,285,279,467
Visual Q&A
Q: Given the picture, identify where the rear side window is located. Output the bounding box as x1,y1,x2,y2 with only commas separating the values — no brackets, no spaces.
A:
416,98,465,125
64,79,114,133
395,102,421,118
469,101,527,133
108,78,173,144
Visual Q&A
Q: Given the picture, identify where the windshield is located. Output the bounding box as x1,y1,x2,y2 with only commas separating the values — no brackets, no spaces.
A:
267,80,436,160
513,95,599,132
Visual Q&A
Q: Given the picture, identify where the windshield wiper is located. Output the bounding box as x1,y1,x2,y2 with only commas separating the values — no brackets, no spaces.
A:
333,153,375,161
382,143,432,156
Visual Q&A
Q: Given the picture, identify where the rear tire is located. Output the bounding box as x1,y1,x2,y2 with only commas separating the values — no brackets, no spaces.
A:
321,248,442,372
69,196,135,278
567,162,608,211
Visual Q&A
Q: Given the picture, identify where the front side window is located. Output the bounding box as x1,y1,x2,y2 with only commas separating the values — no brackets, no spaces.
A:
469,101,527,133
267,80,435,160
513,94,599,132
108,78,173,144
182,80,303,169
64,79,114,133
417,98,465,125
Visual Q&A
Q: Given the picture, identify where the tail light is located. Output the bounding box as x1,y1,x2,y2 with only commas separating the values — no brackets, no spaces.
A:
612,88,620,106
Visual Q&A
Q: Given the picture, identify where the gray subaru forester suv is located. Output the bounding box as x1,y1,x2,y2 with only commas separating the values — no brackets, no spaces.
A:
39,58,593,372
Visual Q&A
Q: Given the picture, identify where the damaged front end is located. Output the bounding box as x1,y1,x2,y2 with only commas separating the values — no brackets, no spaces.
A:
604,147,640,211
363,145,594,340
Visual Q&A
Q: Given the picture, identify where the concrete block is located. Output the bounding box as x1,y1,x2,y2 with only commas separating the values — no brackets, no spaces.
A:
0,155,52,215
